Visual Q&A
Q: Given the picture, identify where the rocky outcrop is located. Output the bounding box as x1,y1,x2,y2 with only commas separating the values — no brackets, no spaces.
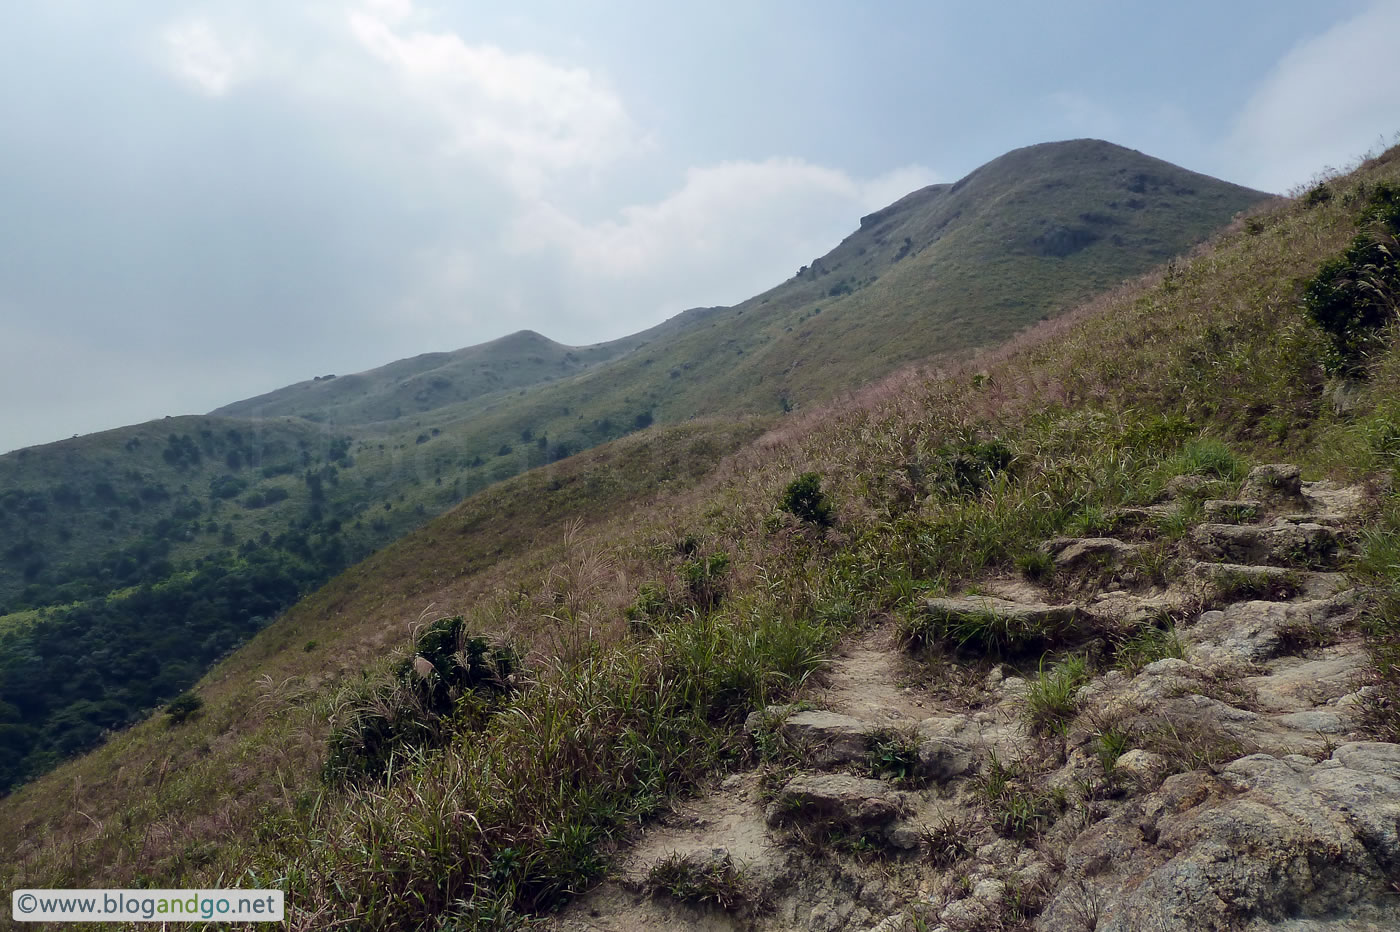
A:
1039,744,1400,931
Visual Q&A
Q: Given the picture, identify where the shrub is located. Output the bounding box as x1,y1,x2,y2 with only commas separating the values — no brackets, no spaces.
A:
1303,183,1400,375
164,692,203,725
779,473,835,527
324,618,522,784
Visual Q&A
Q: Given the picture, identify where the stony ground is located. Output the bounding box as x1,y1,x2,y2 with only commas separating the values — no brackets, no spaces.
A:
549,466,1400,932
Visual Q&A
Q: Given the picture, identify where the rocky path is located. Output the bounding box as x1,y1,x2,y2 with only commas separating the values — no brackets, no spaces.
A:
551,466,1399,931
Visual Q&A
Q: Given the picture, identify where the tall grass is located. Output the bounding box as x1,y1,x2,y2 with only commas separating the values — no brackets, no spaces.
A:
4,144,1400,928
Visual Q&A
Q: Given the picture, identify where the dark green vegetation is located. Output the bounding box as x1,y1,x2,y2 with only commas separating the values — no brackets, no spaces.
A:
2,142,1398,928
0,140,1267,794
1301,180,1400,373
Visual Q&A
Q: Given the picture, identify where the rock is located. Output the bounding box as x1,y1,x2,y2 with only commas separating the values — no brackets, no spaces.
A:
1112,749,1168,788
768,773,904,832
1086,588,1194,627
1109,504,1175,526
914,735,978,782
1190,522,1342,567
1240,463,1306,508
743,703,795,735
1302,480,1365,518
774,710,874,768
1203,499,1263,523
1042,537,1141,571
1163,474,1212,499
1185,598,1347,667
1039,744,1400,931
921,595,1080,650
1327,376,1364,415
1245,651,1368,712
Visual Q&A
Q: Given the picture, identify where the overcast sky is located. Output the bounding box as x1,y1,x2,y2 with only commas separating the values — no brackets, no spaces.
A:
4,0,1400,453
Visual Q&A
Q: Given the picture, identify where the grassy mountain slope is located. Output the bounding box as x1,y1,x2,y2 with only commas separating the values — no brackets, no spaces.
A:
0,139,1267,796
210,326,674,426
3,144,1397,930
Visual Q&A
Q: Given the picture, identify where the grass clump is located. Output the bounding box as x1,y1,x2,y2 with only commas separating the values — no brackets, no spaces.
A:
980,754,1062,840
646,851,757,913
905,603,1082,658
1023,654,1090,735
865,728,923,785
1114,624,1186,673
1172,438,1248,482
1208,567,1304,603
1093,725,1133,773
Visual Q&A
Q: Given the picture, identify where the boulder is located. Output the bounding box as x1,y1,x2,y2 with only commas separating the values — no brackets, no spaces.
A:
774,710,873,768
1042,537,1141,571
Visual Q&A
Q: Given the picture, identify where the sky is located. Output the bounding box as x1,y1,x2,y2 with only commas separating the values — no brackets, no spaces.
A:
3,0,1400,454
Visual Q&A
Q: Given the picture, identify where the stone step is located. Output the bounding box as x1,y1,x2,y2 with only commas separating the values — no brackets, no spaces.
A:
1041,536,1141,571
1202,499,1263,523
766,772,906,833
1189,521,1343,568
1191,561,1346,601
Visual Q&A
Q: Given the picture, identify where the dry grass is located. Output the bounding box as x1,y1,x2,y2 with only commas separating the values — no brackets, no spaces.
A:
3,143,1399,929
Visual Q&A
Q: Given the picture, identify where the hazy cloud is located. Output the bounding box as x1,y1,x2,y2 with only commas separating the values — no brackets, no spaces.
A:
1227,0,1400,192
347,7,645,194
161,19,259,96
508,159,936,326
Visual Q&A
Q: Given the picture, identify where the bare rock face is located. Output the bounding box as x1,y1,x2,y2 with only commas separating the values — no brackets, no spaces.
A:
767,773,904,833
1039,744,1400,932
1186,598,1349,667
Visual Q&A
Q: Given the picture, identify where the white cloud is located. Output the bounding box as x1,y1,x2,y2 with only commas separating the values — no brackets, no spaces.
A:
1227,0,1400,192
346,8,644,193
161,19,257,97
505,158,937,333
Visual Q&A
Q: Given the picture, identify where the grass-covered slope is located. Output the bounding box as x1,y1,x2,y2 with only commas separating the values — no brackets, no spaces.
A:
0,139,1267,795
2,143,1396,930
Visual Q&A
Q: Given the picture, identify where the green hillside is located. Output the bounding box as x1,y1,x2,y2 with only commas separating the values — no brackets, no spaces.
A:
2,144,1397,929
0,139,1267,796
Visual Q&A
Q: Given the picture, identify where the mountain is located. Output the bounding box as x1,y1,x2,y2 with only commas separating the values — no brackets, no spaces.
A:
0,139,1268,796
4,143,1397,928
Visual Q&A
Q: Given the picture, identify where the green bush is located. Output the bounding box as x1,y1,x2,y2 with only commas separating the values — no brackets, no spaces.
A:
325,618,522,784
779,473,835,527
1303,182,1400,375
163,692,203,725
